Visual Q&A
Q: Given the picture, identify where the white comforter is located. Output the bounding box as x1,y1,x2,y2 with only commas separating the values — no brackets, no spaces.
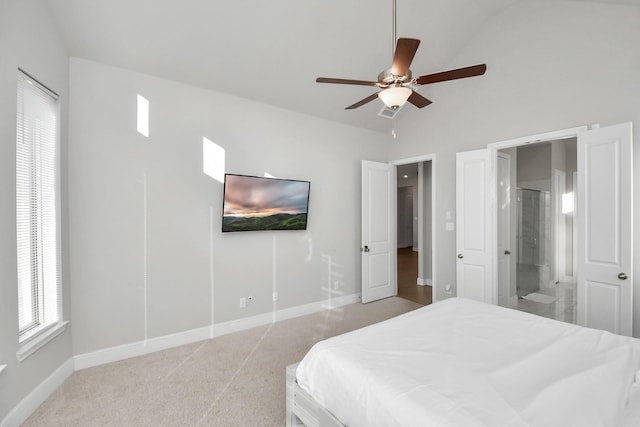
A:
296,298,640,427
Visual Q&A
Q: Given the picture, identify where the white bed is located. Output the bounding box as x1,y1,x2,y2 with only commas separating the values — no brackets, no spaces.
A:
287,297,640,427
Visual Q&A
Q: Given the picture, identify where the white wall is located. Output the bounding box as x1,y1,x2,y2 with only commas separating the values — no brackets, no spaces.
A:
517,143,551,191
0,0,72,422
397,173,417,249
392,0,640,335
68,58,390,355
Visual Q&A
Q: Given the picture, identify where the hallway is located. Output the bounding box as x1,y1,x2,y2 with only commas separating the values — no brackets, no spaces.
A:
397,247,432,306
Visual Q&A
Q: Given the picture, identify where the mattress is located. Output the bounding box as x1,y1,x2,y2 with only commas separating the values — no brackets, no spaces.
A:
296,297,640,427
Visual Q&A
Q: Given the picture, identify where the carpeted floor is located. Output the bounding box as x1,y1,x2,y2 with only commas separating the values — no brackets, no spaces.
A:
23,297,421,427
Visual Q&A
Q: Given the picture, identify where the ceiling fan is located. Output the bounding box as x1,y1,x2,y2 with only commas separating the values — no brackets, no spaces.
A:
316,1,487,111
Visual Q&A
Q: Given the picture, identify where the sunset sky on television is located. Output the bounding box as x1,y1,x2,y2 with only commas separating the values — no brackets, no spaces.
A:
223,175,310,217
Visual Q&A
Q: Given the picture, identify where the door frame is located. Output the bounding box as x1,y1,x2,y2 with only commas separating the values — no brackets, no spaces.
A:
553,168,567,285
486,125,588,306
497,151,512,307
390,154,438,301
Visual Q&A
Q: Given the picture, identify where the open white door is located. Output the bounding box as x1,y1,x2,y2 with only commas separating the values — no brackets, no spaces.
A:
361,160,396,303
456,149,495,303
577,122,633,335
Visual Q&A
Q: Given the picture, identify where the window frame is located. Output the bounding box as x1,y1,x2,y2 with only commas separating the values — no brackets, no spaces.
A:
15,69,66,360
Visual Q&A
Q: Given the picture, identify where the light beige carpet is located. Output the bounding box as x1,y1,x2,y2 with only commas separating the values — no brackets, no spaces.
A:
23,297,422,427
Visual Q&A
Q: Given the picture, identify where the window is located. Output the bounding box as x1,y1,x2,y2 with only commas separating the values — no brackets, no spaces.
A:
16,70,62,345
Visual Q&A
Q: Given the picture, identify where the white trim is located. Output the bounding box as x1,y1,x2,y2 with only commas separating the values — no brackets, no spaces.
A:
417,278,432,286
390,154,437,301
0,358,74,427
487,126,588,312
554,169,567,285
390,154,436,166
572,170,578,283
74,293,361,370
487,126,589,150
73,326,212,370
16,321,69,362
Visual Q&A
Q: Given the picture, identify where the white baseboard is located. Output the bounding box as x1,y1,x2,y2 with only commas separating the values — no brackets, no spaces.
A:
211,292,360,338
73,326,213,370
417,277,432,287
0,358,74,427
74,293,361,371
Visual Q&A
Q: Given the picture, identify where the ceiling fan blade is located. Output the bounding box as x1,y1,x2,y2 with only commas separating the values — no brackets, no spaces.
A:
316,77,378,86
407,91,432,108
391,38,420,76
415,64,487,85
345,93,379,110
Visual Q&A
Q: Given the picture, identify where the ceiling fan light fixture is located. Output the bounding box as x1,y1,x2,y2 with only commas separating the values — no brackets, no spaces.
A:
378,85,411,109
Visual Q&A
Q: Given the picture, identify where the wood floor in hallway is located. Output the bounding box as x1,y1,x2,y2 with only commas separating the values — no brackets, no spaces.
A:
397,247,432,306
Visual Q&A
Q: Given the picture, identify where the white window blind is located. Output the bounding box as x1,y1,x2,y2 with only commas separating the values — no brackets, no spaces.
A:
16,70,61,343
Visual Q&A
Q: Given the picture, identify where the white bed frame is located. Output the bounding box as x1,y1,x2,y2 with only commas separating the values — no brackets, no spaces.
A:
286,363,344,427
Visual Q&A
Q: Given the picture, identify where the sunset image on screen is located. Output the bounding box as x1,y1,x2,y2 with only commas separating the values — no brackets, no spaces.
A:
222,175,310,232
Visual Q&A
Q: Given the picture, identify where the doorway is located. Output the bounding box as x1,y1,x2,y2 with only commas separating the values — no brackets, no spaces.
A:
456,123,632,335
360,155,437,306
396,162,432,306
497,138,577,323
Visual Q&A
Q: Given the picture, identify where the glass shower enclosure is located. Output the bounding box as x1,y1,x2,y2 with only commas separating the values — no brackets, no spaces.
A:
516,188,550,297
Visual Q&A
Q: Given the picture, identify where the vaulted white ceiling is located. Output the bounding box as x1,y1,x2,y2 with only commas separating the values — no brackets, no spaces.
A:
46,0,640,133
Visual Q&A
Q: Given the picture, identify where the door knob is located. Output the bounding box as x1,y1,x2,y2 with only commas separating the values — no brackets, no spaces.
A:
457,253,463,259
362,245,370,253
504,250,511,255
618,273,628,280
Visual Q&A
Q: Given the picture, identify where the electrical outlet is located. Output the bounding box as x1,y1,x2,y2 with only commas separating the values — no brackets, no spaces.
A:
272,292,278,302
239,297,246,308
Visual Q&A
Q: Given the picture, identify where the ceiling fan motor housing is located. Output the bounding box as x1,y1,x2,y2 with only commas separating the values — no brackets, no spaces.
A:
377,68,413,87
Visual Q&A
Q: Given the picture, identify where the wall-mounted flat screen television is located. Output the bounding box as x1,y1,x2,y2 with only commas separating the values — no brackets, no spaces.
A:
222,174,310,232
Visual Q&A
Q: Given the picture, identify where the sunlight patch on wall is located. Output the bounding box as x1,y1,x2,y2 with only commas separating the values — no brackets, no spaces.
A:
264,172,276,178
137,94,149,137
203,137,225,183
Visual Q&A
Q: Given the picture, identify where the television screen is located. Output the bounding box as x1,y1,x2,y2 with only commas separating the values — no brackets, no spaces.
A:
222,174,310,232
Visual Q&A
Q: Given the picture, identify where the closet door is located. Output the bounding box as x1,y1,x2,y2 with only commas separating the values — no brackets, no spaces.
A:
456,149,495,304
577,122,633,336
